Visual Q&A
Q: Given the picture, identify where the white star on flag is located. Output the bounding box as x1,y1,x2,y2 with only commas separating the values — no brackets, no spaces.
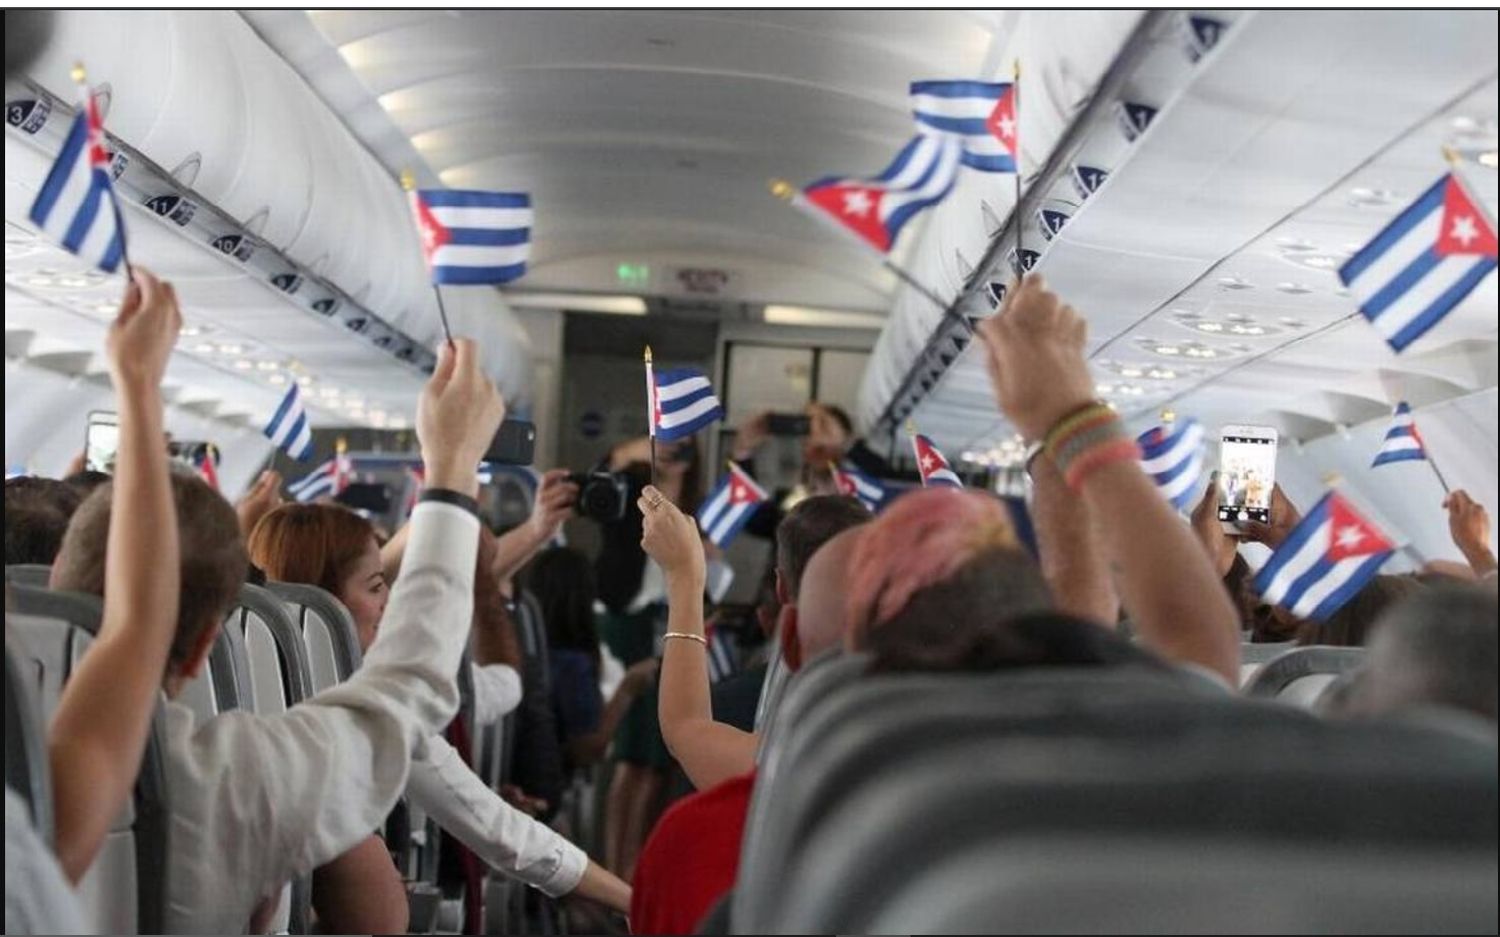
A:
1450,214,1479,249
842,190,874,218
998,116,1016,140
1335,525,1365,551
921,454,936,471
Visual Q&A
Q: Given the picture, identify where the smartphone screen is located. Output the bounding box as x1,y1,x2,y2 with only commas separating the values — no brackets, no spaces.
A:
85,411,120,474
766,413,812,437
483,419,536,466
1217,427,1278,525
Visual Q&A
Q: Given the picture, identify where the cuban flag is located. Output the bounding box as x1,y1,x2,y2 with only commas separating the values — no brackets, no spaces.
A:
263,384,315,461
705,623,738,684
651,367,724,442
1253,491,1396,621
832,463,887,512
801,133,964,253
192,444,220,492
1137,419,1205,510
1371,402,1427,467
910,80,1017,173
697,463,769,549
1338,173,1497,352
409,188,532,285
27,72,126,273
912,434,963,488
287,450,353,503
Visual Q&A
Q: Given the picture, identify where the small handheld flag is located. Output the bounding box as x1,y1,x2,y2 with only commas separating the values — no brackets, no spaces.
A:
1338,170,1497,352
697,463,769,549
28,63,127,275
193,443,220,492
911,433,963,488
287,442,353,503
1137,418,1205,510
406,183,533,286
831,461,888,513
797,133,963,254
650,366,724,442
909,80,1017,173
1371,402,1427,467
263,384,315,461
1252,491,1396,621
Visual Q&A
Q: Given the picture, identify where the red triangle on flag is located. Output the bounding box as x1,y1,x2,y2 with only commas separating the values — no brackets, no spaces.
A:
412,195,454,263
1326,494,1394,562
1434,175,1499,259
805,183,892,252
986,85,1018,156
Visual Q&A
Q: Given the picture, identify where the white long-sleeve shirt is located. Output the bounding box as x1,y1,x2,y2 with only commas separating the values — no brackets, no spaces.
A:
161,502,478,934
470,661,522,727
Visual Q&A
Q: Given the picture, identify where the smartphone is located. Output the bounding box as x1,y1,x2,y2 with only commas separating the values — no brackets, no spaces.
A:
84,411,120,474
1217,425,1279,529
336,481,393,514
766,412,812,437
484,419,536,466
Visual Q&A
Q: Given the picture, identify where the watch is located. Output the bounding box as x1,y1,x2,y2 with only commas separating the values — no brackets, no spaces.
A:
419,487,480,518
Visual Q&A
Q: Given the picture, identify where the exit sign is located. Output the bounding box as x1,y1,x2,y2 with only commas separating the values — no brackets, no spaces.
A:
616,263,651,286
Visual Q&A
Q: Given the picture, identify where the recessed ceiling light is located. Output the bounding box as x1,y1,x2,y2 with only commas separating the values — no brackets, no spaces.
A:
1450,115,1479,133
181,325,202,337
192,342,215,354
1229,324,1266,335
763,305,887,330
268,373,288,385
1171,309,1203,320
56,275,91,289
318,387,340,399
26,275,53,287
1120,366,1143,378
1348,187,1398,207
1275,282,1313,295
1275,237,1317,253
232,359,254,371
1294,254,1343,271
1147,368,1177,380
1480,150,1499,169
255,360,280,371
94,302,118,316
507,292,648,316
1096,383,1115,394
1216,276,1253,291
1155,344,1181,355
1196,322,1225,332
1279,316,1305,329
217,343,244,355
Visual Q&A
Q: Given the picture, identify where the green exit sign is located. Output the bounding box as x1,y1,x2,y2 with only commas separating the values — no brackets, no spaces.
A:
616,263,650,286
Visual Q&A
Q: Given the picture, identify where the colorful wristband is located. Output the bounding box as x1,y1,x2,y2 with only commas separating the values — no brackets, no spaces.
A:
1062,437,1141,491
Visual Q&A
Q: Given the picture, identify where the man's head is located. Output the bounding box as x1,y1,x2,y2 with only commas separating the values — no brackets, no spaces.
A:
1346,585,1498,723
774,495,872,605
63,470,112,501
1296,574,1426,647
844,488,1056,670
782,525,868,671
5,476,83,565
51,473,248,679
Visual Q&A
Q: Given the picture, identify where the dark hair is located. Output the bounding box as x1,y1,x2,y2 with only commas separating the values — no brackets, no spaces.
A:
528,547,601,673
1357,585,1498,722
63,470,112,500
4,476,83,565
819,404,853,436
775,495,872,598
1296,574,1425,647
52,474,249,664
860,549,1064,672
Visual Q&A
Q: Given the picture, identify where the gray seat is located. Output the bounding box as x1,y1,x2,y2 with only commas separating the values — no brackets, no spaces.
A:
266,581,363,690
1243,645,1366,708
738,670,1498,934
4,563,53,587
1238,641,1295,686
751,643,790,733
5,587,170,935
5,626,54,842
753,649,867,774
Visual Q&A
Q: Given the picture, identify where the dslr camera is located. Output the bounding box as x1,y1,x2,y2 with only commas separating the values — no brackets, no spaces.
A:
566,470,630,522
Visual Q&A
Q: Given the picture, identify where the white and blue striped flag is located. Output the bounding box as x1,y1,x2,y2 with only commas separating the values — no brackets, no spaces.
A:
1371,402,1427,468
697,463,769,549
650,367,724,442
409,188,532,285
1137,419,1205,510
287,451,353,503
28,71,126,273
912,433,963,489
1338,172,1497,352
1253,491,1395,621
832,462,887,513
910,80,1017,173
263,384,315,461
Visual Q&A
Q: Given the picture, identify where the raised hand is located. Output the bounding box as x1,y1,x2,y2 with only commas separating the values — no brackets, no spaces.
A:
417,339,505,497
730,411,771,461
975,274,1096,440
527,469,579,544
1443,489,1496,576
235,469,284,539
1190,474,1238,577
637,484,705,589
1239,484,1301,549
107,267,182,392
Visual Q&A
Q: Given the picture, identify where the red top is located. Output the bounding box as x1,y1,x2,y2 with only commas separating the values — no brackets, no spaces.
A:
631,770,756,935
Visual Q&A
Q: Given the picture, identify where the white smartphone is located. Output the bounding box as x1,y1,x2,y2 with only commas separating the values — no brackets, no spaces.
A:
84,410,120,474
1217,424,1278,530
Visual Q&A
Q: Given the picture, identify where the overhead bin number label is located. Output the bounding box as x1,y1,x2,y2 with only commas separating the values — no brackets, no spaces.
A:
7,98,52,134
270,272,303,295
143,194,197,227
211,234,256,263
311,298,340,317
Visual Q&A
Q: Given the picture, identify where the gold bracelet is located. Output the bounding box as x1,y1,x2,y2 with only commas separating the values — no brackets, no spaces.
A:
663,632,707,646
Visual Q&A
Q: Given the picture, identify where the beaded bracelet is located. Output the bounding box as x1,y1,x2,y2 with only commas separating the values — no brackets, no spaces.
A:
1040,402,1140,491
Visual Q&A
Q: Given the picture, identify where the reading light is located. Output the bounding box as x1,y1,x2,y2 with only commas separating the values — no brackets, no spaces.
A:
507,292,647,316
763,306,887,330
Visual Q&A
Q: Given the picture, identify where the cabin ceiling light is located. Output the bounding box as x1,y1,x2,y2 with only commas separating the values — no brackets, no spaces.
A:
1275,282,1313,295
232,359,254,371
268,373,288,386
1480,150,1499,168
192,342,216,354
507,292,647,316
1215,276,1253,291
763,305,887,330
1348,187,1398,208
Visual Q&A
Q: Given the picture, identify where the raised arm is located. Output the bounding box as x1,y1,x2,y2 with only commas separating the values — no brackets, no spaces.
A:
1443,489,1496,579
490,469,579,583
978,275,1239,684
1028,451,1120,626
638,485,759,790
472,526,522,670
48,268,183,882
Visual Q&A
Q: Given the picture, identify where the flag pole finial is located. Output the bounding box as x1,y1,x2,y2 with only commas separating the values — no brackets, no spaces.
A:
71,62,87,84
1321,470,1343,488
1160,407,1177,425
1440,145,1460,166
1012,59,1020,81
400,168,416,192
904,418,916,437
643,345,653,363
768,178,796,202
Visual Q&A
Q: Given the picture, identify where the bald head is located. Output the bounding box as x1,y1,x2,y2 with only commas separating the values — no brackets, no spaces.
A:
793,525,866,664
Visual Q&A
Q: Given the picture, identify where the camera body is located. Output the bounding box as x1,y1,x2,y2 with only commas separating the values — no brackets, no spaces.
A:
566,470,630,522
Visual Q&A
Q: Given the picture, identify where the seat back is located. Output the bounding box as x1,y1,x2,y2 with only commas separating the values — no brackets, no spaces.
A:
1243,645,1366,707
266,582,363,690
753,650,867,776
752,643,790,733
1238,641,1295,686
5,625,54,842
4,563,54,587
5,587,171,935
741,670,1497,934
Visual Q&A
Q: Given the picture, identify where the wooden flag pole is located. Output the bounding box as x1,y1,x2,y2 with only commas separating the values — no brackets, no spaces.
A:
644,345,657,487
1013,59,1023,269
77,62,135,285
402,168,455,348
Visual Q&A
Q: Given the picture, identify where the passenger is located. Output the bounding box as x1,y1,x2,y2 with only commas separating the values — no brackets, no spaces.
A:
1443,489,1497,580
51,339,510,933
249,502,631,925
6,268,183,935
729,403,877,538
1342,585,1498,724
4,476,82,565
656,495,871,791
232,469,284,541
1293,574,1425,647
61,469,111,501
524,546,660,772
707,564,781,733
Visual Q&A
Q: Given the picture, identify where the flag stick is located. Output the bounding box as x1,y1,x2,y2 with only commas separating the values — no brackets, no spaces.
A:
401,168,455,348
75,62,135,285
1012,60,1024,269
644,345,657,487
1428,457,1452,496
431,284,455,348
